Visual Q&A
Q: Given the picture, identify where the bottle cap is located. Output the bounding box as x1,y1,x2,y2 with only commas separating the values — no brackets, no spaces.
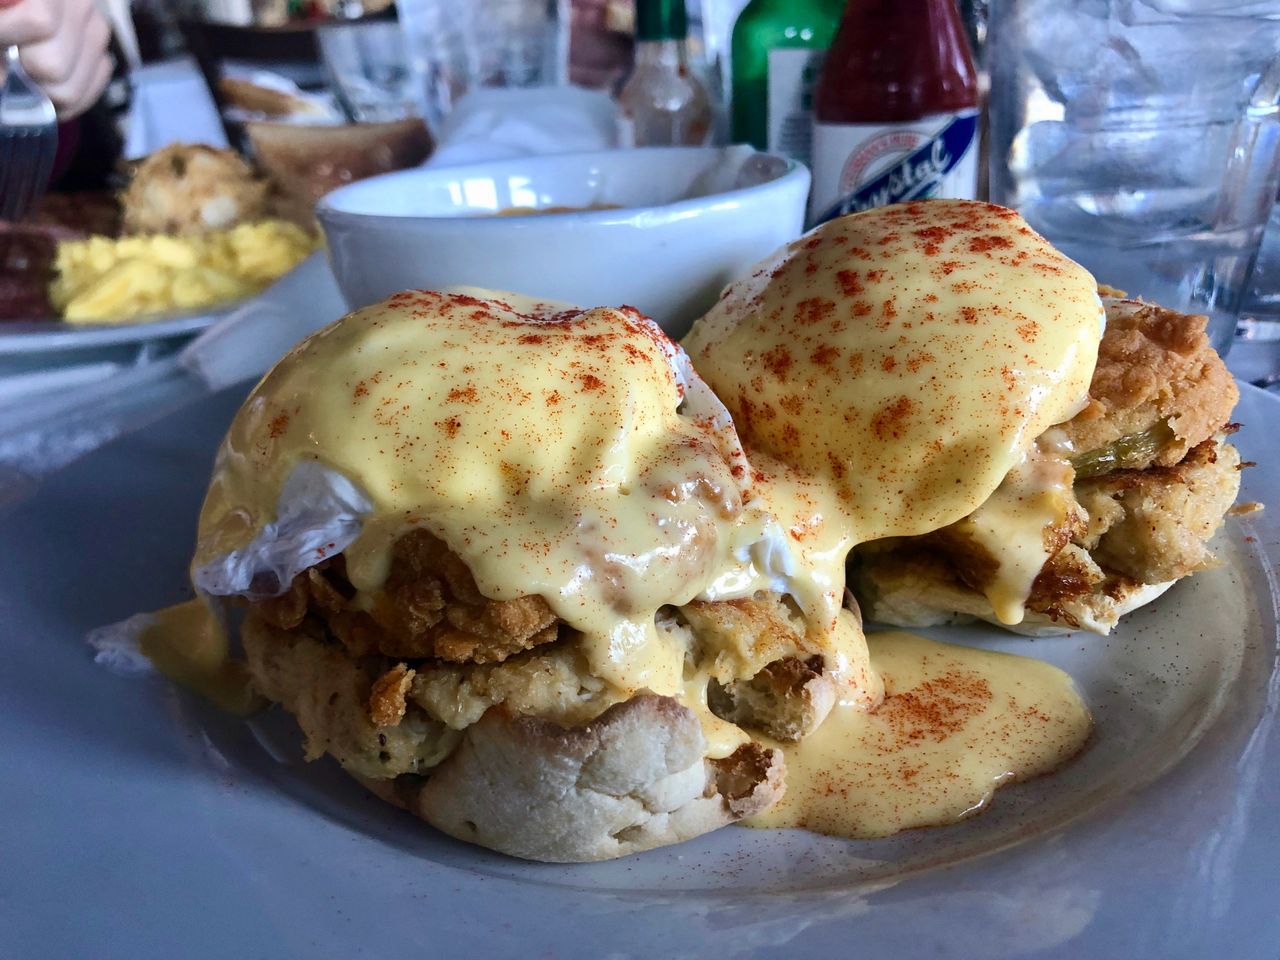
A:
636,0,689,42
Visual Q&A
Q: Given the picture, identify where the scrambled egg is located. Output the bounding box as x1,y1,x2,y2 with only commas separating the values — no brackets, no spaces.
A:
50,220,317,324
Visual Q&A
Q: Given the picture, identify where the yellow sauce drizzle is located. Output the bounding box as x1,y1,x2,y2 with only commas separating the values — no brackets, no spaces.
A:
192,291,873,714
139,599,262,716
951,449,1077,624
748,632,1091,838
683,200,1103,544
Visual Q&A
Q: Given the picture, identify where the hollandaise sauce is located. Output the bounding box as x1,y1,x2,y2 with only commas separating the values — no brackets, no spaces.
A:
191,291,859,724
683,200,1104,545
139,599,261,716
748,632,1091,838
951,448,1078,625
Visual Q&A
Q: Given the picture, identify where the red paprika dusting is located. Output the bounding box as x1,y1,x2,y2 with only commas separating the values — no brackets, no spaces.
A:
795,297,836,326
969,234,1013,253
906,351,936,373
837,270,865,296
267,413,290,438
876,671,993,743
871,396,917,440
761,345,795,379
810,344,840,370
779,394,804,416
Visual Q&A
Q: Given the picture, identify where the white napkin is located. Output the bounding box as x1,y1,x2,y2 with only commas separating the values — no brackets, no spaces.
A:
427,86,619,167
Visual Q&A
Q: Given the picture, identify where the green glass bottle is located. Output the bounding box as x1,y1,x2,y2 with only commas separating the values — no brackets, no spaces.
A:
730,0,844,165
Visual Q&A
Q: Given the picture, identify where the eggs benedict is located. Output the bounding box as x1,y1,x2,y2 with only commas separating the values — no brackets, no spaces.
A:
683,200,1241,635
190,289,881,862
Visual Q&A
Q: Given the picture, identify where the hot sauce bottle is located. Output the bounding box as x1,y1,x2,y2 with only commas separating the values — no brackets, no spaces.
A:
808,0,979,224
618,0,712,147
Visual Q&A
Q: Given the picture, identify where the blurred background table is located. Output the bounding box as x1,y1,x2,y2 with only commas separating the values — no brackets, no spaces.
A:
1,0,1278,502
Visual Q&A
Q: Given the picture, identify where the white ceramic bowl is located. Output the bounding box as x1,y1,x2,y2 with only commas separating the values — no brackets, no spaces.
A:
316,145,810,337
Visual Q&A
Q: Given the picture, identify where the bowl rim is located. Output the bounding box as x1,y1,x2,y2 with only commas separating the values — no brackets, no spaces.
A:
314,145,811,228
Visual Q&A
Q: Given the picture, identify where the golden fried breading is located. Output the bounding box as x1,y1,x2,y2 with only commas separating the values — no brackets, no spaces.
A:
1061,299,1238,469
121,144,271,235
1076,436,1241,583
854,537,1105,630
679,593,814,679
1026,543,1106,625
852,436,1241,633
409,641,618,730
368,662,414,728
850,547,1154,635
242,612,458,779
255,529,561,666
886,468,1091,616
676,596,848,740
373,530,560,663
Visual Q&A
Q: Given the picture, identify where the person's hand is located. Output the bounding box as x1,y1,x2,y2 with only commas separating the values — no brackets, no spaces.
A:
0,0,112,119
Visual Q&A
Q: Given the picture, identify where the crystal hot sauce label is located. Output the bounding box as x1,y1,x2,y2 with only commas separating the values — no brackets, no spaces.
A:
808,110,979,224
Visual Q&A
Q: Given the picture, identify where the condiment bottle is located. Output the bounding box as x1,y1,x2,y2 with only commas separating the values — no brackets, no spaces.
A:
729,0,843,167
618,0,712,147
808,0,979,224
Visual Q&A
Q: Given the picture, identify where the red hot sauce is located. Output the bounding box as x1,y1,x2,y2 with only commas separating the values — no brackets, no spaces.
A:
808,0,980,224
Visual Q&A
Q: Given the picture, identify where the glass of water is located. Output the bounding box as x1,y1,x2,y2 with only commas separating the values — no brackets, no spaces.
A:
987,1,1280,354
395,0,569,132
318,20,420,123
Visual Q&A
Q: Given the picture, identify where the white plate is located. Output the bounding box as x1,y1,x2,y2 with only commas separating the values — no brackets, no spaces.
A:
0,304,236,355
0,384,1276,959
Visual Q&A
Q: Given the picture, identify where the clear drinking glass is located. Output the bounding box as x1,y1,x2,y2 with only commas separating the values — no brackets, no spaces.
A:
1235,198,1280,384
987,1,1280,354
317,20,420,123
395,0,569,131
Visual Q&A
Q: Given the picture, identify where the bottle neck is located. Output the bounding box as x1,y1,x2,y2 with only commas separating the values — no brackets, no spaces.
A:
633,38,689,70
636,0,690,44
